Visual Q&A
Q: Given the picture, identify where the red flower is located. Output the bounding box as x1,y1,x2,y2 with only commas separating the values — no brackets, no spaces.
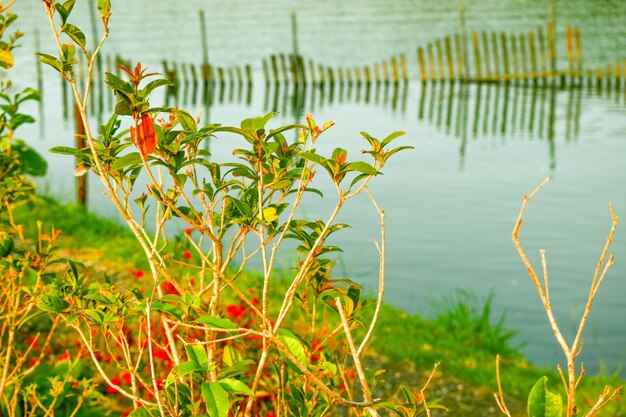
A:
107,377,120,394
226,304,246,321
183,251,192,260
153,349,169,361
184,227,193,235
120,372,132,385
133,269,144,278
130,113,156,158
161,282,180,296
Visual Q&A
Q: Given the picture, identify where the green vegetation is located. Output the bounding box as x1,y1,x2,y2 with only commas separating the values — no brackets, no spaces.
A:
15,195,626,416
1,1,622,415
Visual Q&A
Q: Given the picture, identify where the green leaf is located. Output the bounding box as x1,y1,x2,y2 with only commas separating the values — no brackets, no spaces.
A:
13,140,48,177
147,300,182,320
62,24,86,49
299,151,326,165
259,206,278,222
142,79,175,96
37,294,69,313
16,88,41,104
267,123,305,140
240,112,276,131
349,173,370,189
83,309,105,324
61,43,77,69
36,53,63,73
218,378,255,397
110,152,143,171
277,329,307,366
97,0,111,23
195,315,237,330
97,0,111,12
185,344,208,372
54,3,70,25
380,131,406,147
114,99,133,116
202,382,230,417
0,48,14,69
176,109,197,133
62,0,77,16
527,376,563,417
105,72,134,94
344,161,377,175
49,146,84,157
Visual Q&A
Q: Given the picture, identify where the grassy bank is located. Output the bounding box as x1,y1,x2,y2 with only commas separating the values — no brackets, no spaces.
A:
15,195,626,416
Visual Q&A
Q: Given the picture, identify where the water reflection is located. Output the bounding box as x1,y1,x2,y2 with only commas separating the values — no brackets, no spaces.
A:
416,82,592,170
55,58,626,174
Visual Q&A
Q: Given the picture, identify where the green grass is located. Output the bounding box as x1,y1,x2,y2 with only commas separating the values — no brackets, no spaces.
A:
13,195,626,415
13,195,146,268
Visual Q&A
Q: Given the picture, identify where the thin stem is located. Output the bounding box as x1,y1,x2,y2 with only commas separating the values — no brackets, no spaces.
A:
494,355,512,417
335,297,375,411
358,186,385,356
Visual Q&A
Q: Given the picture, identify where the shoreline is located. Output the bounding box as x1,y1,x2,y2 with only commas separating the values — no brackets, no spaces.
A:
15,194,626,415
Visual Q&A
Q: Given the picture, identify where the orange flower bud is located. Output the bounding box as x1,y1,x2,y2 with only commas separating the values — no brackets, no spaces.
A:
131,113,156,158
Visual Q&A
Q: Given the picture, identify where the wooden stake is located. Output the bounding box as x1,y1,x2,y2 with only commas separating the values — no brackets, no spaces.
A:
270,55,280,83
355,66,363,84
549,2,557,76
574,28,582,77
262,58,270,83
511,34,519,79
289,54,299,84
318,63,326,86
455,34,465,81
382,60,390,83
199,10,210,67
298,56,307,84
444,37,455,80
327,67,335,87
308,59,316,84
501,32,510,78
520,34,529,81
538,27,548,76
458,5,468,79
417,47,427,82
400,53,409,82
279,53,288,83
435,40,445,80
391,56,400,83
472,32,482,81
528,32,538,79
565,25,574,76
245,64,252,86
491,32,501,80
427,43,436,80
547,22,556,76
481,32,491,80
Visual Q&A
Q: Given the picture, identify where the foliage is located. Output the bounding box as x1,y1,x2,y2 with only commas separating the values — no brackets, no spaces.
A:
0,3,102,416
33,1,428,416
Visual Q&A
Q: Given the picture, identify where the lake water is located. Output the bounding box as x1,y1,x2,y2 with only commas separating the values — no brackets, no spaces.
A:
9,0,626,376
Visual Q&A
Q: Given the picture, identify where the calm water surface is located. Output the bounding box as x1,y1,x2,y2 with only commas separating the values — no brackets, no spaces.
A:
9,0,626,375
